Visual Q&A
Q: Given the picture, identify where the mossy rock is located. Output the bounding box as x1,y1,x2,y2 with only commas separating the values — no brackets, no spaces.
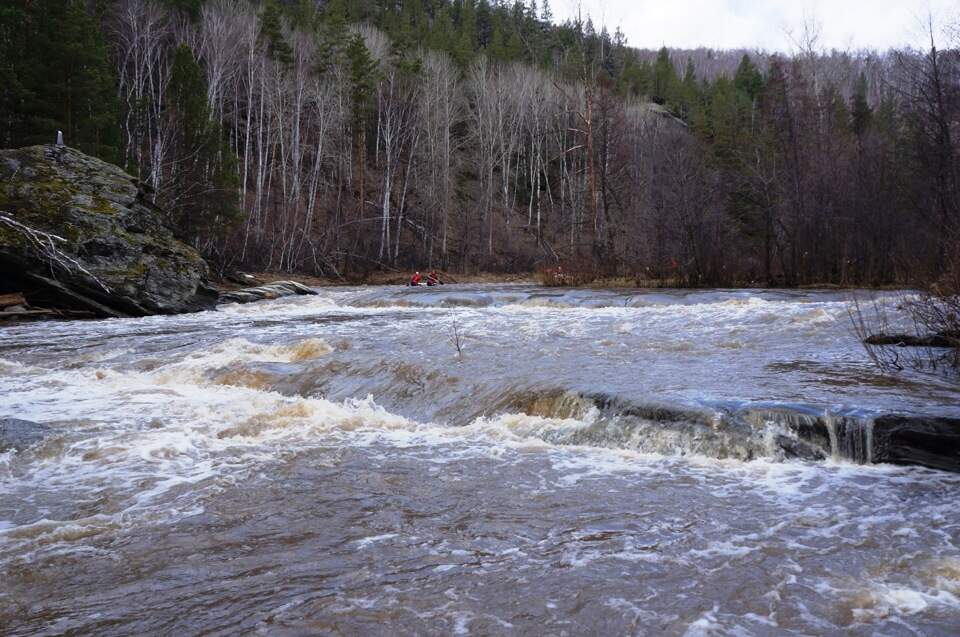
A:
0,145,217,317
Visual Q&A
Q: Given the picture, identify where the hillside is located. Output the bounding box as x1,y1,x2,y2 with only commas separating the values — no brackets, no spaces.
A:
1,0,957,285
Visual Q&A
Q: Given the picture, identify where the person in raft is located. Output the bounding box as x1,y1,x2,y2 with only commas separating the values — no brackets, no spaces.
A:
409,272,423,286
426,271,442,286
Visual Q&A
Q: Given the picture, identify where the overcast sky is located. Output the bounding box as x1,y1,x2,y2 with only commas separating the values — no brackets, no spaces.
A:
551,0,958,52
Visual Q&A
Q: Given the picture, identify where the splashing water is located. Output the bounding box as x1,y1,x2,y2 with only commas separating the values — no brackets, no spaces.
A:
1,285,959,635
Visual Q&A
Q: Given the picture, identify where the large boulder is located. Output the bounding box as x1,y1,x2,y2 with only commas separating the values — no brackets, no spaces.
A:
0,145,217,317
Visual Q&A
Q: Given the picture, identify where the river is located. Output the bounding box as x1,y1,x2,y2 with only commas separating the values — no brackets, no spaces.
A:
2,285,959,635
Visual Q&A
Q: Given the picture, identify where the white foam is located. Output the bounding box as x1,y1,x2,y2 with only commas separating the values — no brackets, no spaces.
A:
354,533,398,548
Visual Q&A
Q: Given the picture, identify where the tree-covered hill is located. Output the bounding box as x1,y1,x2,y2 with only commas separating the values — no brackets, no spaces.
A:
1,0,957,286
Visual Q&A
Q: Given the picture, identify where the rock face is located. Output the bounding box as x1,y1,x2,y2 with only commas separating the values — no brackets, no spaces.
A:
0,418,51,453
744,407,960,473
0,145,217,317
218,281,318,305
872,416,960,473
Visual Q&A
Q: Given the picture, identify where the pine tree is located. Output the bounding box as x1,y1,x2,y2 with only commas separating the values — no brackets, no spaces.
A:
0,2,28,149
453,30,475,66
541,0,553,23
652,47,677,106
488,23,507,62
261,0,293,66
733,54,764,102
429,6,457,53
458,0,478,47
0,1,119,161
850,72,872,138
161,0,204,21
346,33,380,217
506,30,524,61
166,44,239,241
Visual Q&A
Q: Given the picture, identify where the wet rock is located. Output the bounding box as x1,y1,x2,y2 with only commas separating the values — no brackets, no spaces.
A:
223,272,264,286
773,434,828,461
0,418,50,453
218,281,317,305
0,145,217,318
872,415,960,473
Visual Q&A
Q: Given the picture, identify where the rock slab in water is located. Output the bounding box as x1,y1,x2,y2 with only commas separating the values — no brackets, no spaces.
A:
218,281,317,305
0,418,50,453
872,415,960,473
0,145,217,317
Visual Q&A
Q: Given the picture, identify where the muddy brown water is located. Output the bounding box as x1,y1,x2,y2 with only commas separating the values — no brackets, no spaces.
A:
2,285,959,636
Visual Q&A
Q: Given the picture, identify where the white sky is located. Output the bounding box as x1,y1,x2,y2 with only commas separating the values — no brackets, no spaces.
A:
551,1,959,52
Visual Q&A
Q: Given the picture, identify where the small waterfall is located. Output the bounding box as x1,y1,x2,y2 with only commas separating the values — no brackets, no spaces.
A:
825,417,839,460
833,418,873,464
745,409,877,465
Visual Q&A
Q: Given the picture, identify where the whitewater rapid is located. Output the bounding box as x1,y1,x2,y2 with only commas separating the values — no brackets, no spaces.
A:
1,285,959,635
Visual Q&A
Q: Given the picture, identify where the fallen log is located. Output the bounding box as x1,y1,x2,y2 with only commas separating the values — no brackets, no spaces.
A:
865,333,960,348
0,307,97,320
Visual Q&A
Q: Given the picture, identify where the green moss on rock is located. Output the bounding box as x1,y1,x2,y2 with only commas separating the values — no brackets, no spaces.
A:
0,145,216,316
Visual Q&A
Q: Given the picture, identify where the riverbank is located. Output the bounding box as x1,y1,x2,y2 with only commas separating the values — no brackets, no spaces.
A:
216,270,910,291
213,270,539,290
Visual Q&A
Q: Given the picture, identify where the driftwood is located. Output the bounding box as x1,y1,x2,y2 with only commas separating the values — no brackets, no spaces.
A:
0,307,96,320
865,333,960,348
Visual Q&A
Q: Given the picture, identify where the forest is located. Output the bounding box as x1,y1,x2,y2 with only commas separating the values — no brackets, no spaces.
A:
1,0,958,286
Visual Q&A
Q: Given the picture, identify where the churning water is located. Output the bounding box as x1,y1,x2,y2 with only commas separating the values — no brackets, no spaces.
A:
2,285,960,635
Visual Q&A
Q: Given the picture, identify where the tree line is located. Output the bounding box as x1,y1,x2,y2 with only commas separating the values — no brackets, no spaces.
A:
1,0,958,285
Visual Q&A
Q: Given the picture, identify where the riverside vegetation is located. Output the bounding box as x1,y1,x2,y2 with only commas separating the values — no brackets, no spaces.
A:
1,0,958,288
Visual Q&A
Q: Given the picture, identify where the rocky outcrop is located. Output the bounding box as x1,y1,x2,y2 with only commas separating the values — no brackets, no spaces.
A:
0,418,51,453
0,145,217,318
218,281,317,305
872,416,960,473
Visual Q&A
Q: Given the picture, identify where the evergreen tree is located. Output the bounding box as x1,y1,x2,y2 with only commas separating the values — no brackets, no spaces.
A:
0,1,119,161
850,72,873,138
261,0,294,66
161,0,204,21
429,6,458,53
541,0,553,23
488,23,508,62
506,30,525,61
652,47,678,105
733,54,764,102
0,2,27,149
166,44,239,241
346,33,380,216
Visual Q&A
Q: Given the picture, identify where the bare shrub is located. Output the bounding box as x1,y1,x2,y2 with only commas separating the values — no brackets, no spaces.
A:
851,246,960,376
